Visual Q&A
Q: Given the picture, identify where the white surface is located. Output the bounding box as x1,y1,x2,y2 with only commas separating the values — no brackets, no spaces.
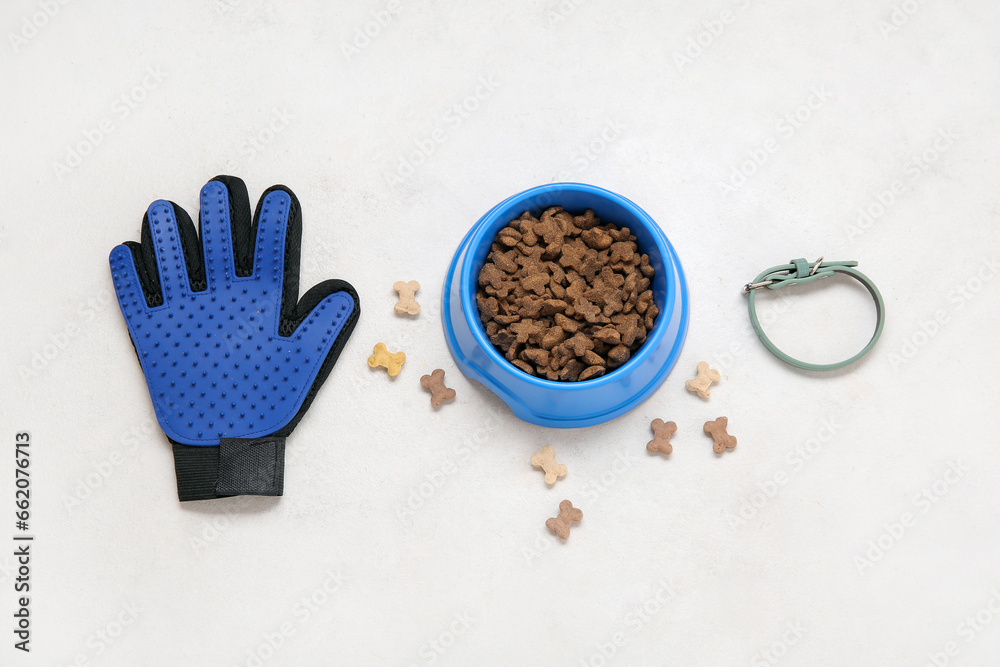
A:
2,1,999,665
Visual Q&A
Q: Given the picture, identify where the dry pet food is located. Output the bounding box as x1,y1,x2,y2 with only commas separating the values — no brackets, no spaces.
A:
646,419,676,455
393,280,421,315
476,206,658,382
685,361,721,398
530,444,568,485
704,416,737,453
420,368,456,407
546,499,583,539
368,342,406,376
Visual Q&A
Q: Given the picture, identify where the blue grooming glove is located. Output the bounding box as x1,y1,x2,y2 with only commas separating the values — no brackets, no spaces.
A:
109,175,360,501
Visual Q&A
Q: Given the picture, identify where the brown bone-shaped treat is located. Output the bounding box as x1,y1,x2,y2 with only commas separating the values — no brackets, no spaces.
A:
646,419,676,455
538,208,566,243
530,444,567,485
511,359,535,375
607,344,630,368
557,240,586,272
492,249,519,274
521,272,550,296
539,299,569,316
574,297,604,324
685,361,721,398
554,312,580,332
581,227,613,250
644,303,659,330
496,227,522,247
639,254,654,277
564,333,594,357
554,210,578,236
546,499,583,539
617,313,644,347
558,358,585,381
592,325,621,345
541,326,568,350
510,319,547,344
392,280,421,315
573,209,600,230
522,347,550,367
478,263,505,289
476,295,499,321
704,416,737,453
420,369,456,408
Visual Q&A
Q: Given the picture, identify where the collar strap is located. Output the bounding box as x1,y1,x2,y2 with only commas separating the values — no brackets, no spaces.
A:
743,258,885,371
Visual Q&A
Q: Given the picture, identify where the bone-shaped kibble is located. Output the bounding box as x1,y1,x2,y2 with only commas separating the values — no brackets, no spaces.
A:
646,419,676,455
546,499,583,539
420,369,456,408
530,445,568,485
393,280,421,315
704,416,737,453
367,342,406,377
685,361,721,399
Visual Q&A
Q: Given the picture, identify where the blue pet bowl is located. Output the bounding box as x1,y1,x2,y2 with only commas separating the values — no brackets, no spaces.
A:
442,183,689,428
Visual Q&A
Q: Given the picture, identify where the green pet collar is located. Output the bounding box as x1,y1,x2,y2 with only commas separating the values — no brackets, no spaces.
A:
744,258,885,371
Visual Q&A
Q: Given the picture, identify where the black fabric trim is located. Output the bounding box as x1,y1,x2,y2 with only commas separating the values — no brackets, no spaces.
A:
171,200,206,292
172,442,222,502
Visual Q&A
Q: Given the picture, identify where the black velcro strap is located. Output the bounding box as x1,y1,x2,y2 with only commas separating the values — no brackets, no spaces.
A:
172,436,286,502
216,436,285,497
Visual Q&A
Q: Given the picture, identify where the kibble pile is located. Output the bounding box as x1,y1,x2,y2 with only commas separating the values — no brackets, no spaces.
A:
476,206,658,382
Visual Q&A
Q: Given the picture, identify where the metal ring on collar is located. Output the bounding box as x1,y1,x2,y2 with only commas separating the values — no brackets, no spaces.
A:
744,258,885,371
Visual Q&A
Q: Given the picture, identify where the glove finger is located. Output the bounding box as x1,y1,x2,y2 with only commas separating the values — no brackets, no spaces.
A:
251,185,298,290
109,243,149,320
273,279,360,437
145,200,192,303
287,279,359,360
199,176,253,290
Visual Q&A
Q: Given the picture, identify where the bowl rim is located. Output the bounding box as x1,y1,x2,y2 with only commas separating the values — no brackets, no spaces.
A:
458,182,678,391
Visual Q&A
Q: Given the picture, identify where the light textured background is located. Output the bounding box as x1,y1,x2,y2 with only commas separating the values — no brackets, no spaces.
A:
2,1,999,665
